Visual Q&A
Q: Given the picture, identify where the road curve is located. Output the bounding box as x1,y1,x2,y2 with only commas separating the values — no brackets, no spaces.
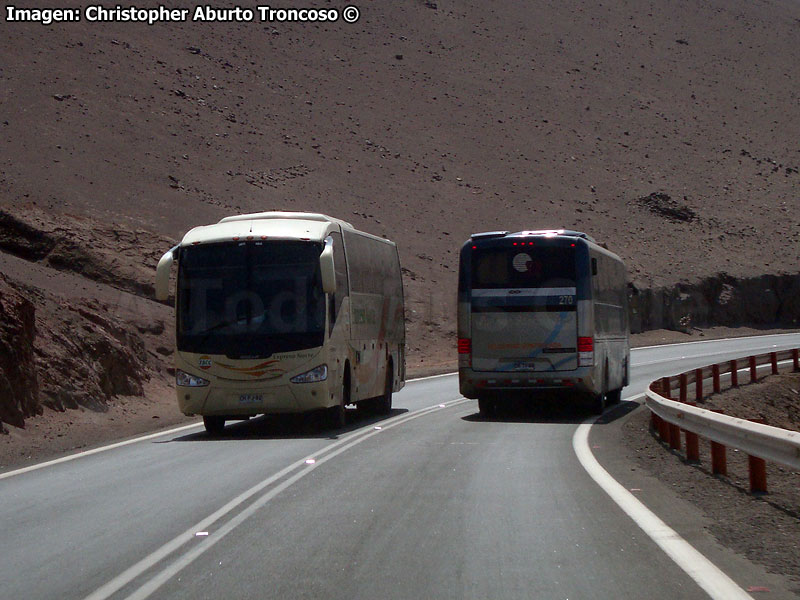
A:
1,333,799,600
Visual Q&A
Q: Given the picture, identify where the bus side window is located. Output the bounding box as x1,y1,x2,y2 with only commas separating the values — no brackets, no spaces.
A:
591,258,598,276
329,231,349,330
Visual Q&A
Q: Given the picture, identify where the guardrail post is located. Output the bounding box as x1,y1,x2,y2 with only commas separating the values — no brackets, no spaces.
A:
710,409,727,476
684,402,700,463
749,356,757,382
650,410,661,435
793,349,799,372
711,441,727,476
661,376,671,399
770,352,778,375
685,431,700,462
695,368,703,401
747,418,768,493
749,455,767,493
730,360,738,387
658,416,670,444
712,364,720,393
679,373,688,402
669,423,681,450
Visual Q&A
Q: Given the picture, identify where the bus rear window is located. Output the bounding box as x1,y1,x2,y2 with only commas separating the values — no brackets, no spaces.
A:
471,246,576,289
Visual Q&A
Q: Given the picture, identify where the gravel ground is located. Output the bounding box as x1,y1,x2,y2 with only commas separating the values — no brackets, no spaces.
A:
623,371,800,594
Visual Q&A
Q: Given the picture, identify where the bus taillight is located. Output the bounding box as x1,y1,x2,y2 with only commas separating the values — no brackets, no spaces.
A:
578,336,594,366
458,338,471,368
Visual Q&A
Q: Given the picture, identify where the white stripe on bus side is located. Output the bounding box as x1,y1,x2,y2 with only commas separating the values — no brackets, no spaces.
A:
471,287,577,297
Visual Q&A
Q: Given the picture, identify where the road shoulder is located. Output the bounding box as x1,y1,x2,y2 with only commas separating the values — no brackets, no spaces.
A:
589,400,800,599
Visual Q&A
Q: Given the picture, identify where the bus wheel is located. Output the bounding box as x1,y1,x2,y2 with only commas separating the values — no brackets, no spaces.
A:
478,396,496,417
326,370,350,430
375,362,393,416
356,399,375,417
607,388,622,405
326,401,346,430
591,393,606,415
203,416,225,436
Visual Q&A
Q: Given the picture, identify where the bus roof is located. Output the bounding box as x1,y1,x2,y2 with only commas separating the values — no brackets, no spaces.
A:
218,211,354,229
179,211,395,247
469,229,597,244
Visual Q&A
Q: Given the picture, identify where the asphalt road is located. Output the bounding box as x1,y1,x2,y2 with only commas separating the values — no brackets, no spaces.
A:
2,333,800,600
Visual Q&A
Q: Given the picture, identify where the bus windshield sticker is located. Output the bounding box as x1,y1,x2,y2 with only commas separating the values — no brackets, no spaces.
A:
512,253,532,272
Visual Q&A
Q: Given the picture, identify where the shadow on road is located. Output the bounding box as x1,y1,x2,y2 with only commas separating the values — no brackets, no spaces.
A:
159,407,409,443
462,398,639,425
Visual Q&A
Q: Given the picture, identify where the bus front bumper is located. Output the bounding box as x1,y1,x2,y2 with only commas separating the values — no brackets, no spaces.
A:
177,380,332,417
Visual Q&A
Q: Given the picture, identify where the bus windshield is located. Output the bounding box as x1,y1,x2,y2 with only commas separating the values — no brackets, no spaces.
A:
471,246,575,289
177,241,325,358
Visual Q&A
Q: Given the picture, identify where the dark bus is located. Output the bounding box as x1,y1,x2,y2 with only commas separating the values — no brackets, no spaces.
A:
457,229,629,415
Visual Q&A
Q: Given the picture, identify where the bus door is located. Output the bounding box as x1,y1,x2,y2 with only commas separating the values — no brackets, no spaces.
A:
470,244,578,372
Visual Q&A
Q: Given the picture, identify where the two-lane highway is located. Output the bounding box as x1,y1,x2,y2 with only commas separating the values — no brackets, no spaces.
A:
2,334,799,599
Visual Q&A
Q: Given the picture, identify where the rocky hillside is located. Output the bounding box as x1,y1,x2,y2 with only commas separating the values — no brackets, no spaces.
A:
1,0,799,427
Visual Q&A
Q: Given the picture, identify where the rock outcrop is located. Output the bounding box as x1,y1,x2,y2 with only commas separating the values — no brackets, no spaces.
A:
34,297,149,413
0,208,176,301
0,276,40,428
629,273,800,333
0,271,154,427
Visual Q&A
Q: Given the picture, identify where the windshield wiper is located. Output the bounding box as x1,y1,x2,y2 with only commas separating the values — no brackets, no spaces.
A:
192,316,251,347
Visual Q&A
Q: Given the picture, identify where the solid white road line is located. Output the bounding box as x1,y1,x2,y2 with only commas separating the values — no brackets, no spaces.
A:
0,422,203,481
573,395,752,600
83,397,470,600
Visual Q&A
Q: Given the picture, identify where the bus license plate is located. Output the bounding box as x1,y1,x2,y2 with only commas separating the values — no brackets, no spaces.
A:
511,361,535,371
238,394,262,404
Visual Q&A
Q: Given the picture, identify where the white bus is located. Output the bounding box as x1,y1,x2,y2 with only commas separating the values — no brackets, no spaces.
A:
155,212,405,434
457,229,629,415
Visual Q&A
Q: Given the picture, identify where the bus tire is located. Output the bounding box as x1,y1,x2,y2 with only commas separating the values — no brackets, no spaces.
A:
591,393,606,415
326,369,350,429
356,398,375,417
607,388,622,405
375,361,393,416
478,396,496,417
203,416,225,436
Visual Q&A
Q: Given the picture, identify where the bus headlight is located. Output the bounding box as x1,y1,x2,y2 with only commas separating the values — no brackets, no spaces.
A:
176,369,210,387
291,364,328,384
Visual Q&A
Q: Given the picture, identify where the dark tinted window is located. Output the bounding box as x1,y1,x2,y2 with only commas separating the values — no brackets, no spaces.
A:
590,251,628,335
329,231,349,318
177,241,325,357
343,230,402,297
471,246,576,289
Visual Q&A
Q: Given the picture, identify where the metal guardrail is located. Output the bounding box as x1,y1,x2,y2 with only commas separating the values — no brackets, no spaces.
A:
645,348,800,492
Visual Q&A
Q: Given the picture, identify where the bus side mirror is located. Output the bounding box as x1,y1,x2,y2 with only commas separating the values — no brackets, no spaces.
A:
155,246,177,301
320,239,337,295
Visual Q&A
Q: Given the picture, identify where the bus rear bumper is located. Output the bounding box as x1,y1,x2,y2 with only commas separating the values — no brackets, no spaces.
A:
459,368,597,399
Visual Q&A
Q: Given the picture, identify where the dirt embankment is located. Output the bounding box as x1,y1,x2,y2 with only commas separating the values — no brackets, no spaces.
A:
0,208,174,299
